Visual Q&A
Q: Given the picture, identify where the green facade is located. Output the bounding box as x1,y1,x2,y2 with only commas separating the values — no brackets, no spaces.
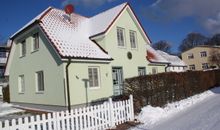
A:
8,6,166,107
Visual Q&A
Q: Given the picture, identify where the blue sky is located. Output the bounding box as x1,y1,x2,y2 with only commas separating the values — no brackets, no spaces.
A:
0,0,219,52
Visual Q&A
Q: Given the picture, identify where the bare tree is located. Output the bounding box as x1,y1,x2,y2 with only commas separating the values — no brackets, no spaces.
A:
179,32,207,52
206,34,220,46
208,48,220,68
152,40,171,53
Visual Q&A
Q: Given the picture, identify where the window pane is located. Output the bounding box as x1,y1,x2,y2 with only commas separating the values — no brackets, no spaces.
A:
37,71,44,91
18,75,25,93
130,31,137,48
117,27,125,47
33,33,39,50
21,40,26,56
88,67,99,88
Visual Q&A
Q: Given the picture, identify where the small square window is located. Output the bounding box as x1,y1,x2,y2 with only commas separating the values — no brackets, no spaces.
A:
200,51,207,57
33,33,39,51
36,71,44,92
189,65,195,70
18,75,25,93
152,67,157,74
202,63,209,69
88,67,100,88
117,27,125,47
130,30,137,49
187,53,194,59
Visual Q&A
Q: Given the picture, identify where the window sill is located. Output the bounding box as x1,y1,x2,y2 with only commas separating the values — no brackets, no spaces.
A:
18,92,24,94
89,86,100,90
31,49,39,54
118,46,126,49
19,55,25,58
35,91,44,94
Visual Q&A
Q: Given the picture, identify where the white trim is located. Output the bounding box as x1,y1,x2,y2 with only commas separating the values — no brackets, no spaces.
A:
88,66,101,89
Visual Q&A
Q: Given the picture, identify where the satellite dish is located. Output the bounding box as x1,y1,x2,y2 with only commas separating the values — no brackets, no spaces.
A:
64,4,74,15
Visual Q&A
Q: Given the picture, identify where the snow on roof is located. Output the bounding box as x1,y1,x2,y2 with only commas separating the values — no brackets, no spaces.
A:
146,45,168,63
156,50,186,66
89,3,127,36
39,8,111,59
10,3,128,60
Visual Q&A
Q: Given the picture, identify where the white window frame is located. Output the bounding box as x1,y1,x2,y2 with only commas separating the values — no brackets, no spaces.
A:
88,67,100,89
130,30,137,49
35,71,45,93
189,65,195,70
117,27,125,47
138,67,146,76
200,51,207,57
202,63,209,69
18,75,25,93
32,33,39,52
20,40,26,57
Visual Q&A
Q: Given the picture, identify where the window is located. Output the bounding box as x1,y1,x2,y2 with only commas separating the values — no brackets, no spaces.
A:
138,67,146,76
200,51,207,57
202,63,209,69
18,75,25,93
33,33,39,51
88,67,100,88
130,30,137,49
117,27,125,47
187,53,194,59
36,71,44,92
0,52,6,58
0,68,4,77
152,67,157,74
189,65,195,70
20,40,26,57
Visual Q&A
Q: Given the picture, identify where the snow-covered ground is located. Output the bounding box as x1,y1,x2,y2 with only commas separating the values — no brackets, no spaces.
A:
132,87,220,130
0,100,25,121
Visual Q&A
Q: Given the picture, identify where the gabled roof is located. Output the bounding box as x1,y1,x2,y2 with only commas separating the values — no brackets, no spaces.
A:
10,2,152,60
146,45,169,64
157,50,186,66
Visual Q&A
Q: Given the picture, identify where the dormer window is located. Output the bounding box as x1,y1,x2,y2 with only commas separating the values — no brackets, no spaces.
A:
130,30,137,49
117,27,125,47
33,33,39,51
20,40,26,57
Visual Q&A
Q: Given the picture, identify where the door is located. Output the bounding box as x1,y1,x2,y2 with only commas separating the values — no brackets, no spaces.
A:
112,67,123,96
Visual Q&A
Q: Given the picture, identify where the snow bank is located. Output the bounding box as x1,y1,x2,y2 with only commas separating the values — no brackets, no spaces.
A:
135,87,219,129
0,102,24,117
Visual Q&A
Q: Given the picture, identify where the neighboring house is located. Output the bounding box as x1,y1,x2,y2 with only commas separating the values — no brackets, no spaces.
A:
146,45,169,74
157,50,187,72
181,45,220,71
0,42,10,80
5,3,157,109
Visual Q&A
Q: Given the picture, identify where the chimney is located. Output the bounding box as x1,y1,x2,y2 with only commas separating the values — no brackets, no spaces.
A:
64,4,75,23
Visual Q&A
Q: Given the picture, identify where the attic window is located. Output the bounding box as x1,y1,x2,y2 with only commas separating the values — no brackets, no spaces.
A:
33,33,39,51
130,30,137,49
187,53,194,59
117,27,125,47
20,40,26,57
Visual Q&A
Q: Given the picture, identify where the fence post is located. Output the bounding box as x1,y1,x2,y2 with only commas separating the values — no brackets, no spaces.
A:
109,97,116,129
130,95,134,121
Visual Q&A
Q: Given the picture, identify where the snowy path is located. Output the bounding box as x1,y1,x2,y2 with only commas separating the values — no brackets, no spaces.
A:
152,91,220,130
133,87,220,130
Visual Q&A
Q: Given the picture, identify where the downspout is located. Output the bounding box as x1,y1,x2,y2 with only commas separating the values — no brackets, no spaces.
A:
165,63,171,72
65,58,71,113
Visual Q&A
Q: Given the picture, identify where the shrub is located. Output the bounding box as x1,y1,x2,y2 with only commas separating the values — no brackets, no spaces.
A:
124,70,220,113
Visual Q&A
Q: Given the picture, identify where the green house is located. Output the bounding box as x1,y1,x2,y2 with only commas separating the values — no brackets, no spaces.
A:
5,3,166,110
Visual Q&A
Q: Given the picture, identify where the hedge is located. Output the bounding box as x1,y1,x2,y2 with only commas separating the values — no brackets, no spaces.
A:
124,70,220,113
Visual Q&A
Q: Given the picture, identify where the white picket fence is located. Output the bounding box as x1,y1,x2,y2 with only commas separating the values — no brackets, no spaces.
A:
0,95,134,130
